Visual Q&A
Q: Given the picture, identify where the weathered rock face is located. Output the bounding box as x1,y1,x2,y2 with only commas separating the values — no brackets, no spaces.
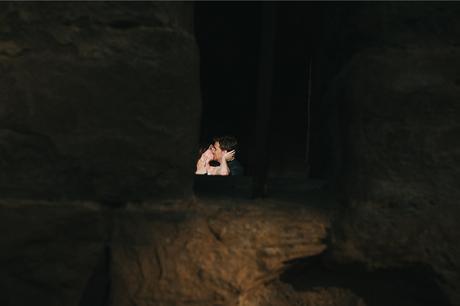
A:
239,282,366,306
0,199,329,306
318,4,460,305
0,4,337,306
0,3,201,201
110,200,328,306
0,201,109,306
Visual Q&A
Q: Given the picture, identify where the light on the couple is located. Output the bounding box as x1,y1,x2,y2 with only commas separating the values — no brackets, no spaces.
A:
195,136,244,176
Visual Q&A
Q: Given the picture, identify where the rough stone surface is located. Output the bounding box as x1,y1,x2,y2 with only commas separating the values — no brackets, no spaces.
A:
110,199,329,306
299,287,366,306
0,201,109,306
0,199,330,306
0,3,201,201
238,283,366,306
319,4,460,305
2,3,459,306
238,280,306,306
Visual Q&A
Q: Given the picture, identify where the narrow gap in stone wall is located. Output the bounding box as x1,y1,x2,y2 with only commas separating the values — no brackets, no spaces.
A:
78,245,111,306
193,3,329,199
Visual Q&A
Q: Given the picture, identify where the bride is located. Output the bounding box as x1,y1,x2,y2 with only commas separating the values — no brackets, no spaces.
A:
195,143,235,176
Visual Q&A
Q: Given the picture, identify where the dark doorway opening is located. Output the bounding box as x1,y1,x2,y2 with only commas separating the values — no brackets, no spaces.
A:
194,3,325,198
194,2,261,171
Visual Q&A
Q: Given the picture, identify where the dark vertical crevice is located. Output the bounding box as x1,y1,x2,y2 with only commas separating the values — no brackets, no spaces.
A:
78,211,114,306
251,3,277,198
305,56,313,177
78,244,111,306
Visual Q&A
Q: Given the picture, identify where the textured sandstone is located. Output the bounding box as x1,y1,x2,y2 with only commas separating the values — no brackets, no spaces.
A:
0,199,330,306
110,199,329,306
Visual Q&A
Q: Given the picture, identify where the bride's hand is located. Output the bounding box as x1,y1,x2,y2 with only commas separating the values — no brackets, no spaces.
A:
200,149,214,162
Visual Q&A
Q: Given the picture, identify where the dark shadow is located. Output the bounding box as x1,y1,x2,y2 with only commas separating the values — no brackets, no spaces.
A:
79,245,111,306
280,254,451,306
193,175,253,199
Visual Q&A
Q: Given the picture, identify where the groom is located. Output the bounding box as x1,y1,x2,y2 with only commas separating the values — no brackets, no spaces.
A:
210,136,244,176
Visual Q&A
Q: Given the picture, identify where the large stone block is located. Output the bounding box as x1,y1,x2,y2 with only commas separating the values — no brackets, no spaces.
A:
0,200,109,306
0,199,330,306
0,3,201,201
110,200,328,306
327,46,460,306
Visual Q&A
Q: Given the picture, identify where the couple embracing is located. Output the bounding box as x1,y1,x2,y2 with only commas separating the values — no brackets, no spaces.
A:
195,136,244,176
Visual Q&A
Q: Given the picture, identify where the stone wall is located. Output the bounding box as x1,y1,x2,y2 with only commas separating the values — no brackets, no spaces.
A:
0,2,201,202
321,4,460,305
0,199,329,306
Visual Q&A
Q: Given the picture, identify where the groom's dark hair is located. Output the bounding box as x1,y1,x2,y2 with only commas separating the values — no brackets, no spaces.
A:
214,136,238,151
